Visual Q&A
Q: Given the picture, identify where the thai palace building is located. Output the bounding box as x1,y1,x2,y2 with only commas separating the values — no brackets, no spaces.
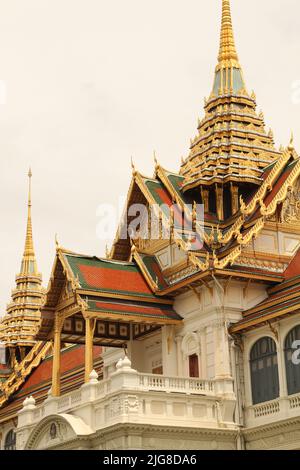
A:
1,0,300,451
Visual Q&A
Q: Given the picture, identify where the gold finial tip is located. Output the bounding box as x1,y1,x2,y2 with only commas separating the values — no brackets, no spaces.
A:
55,233,60,249
288,132,294,151
105,244,111,258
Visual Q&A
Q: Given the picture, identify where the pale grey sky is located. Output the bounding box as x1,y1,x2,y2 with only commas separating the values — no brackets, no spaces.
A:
0,0,300,315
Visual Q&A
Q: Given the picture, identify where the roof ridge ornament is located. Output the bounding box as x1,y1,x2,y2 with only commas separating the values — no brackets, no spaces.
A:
131,156,137,176
55,233,61,250
288,131,294,151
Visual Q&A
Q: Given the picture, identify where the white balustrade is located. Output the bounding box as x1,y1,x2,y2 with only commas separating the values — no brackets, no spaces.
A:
246,392,300,427
253,400,280,418
27,370,216,425
138,373,215,395
289,393,300,409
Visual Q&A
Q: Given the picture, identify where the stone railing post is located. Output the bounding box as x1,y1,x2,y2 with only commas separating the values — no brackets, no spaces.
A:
43,387,59,416
81,369,100,402
110,355,139,392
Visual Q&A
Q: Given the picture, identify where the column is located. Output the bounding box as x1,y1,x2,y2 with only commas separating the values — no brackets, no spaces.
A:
52,315,63,397
175,335,183,376
215,185,224,221
230,184,239,215
199,327,207,379
85,317,95,383
276,325,287,398
201,188,209,213
161,326,177,376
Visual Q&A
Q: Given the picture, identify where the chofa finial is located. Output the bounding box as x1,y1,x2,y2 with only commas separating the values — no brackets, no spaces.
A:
288,131,294,151
153,150,158,168
131,156,137,176
55,233,60,250
105,244,111,259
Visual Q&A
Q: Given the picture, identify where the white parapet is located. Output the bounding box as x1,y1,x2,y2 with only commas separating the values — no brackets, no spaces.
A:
245,392,300,428
17,357,237,440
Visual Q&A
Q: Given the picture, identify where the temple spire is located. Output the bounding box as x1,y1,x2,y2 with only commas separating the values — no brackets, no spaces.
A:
180,0,279,203
218,0,239,68
21,169,37,274
0,169,43,354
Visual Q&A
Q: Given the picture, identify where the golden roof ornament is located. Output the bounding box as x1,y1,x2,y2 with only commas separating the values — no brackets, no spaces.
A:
105,244,111,259
131,157,137,176
55,233,61,250
288,132,294,151
153,150,159,173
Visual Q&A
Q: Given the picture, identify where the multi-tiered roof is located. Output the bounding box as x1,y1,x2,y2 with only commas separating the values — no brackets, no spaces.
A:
180,0,281,219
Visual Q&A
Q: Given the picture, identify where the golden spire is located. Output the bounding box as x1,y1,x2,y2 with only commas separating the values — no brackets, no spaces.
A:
24,168,34,256
218,0,239,68
180,0,279,195
0,169,43,350
21,169,37,274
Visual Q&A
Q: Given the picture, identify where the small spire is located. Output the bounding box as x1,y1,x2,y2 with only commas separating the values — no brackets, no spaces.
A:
218,0,239,67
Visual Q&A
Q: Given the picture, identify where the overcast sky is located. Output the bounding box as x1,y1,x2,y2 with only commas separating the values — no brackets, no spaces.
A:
0,0,300,315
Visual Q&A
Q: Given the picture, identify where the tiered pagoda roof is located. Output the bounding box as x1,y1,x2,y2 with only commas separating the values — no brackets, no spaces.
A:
180,0,280,193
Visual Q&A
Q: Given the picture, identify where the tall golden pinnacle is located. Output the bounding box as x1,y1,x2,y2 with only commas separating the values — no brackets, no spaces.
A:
22,168,36,271
217,0,239,69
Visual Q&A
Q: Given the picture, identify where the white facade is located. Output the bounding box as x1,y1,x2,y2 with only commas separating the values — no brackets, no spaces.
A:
1,278,299,450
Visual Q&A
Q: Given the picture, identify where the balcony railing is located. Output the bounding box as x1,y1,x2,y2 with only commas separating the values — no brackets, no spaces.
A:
17,356,236,447
245,392,300,426
138,373,215,395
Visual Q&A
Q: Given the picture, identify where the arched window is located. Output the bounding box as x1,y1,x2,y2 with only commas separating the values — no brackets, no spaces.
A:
4,429,16,450
250,337,279,405
285,325,300,396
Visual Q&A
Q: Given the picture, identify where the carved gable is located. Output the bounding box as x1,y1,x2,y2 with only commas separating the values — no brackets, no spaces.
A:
281,178,300,226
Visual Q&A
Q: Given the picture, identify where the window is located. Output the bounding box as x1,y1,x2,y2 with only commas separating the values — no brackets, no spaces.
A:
285,325,300,396
4,429,16,450
250,337,279,405
189,354,199,378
